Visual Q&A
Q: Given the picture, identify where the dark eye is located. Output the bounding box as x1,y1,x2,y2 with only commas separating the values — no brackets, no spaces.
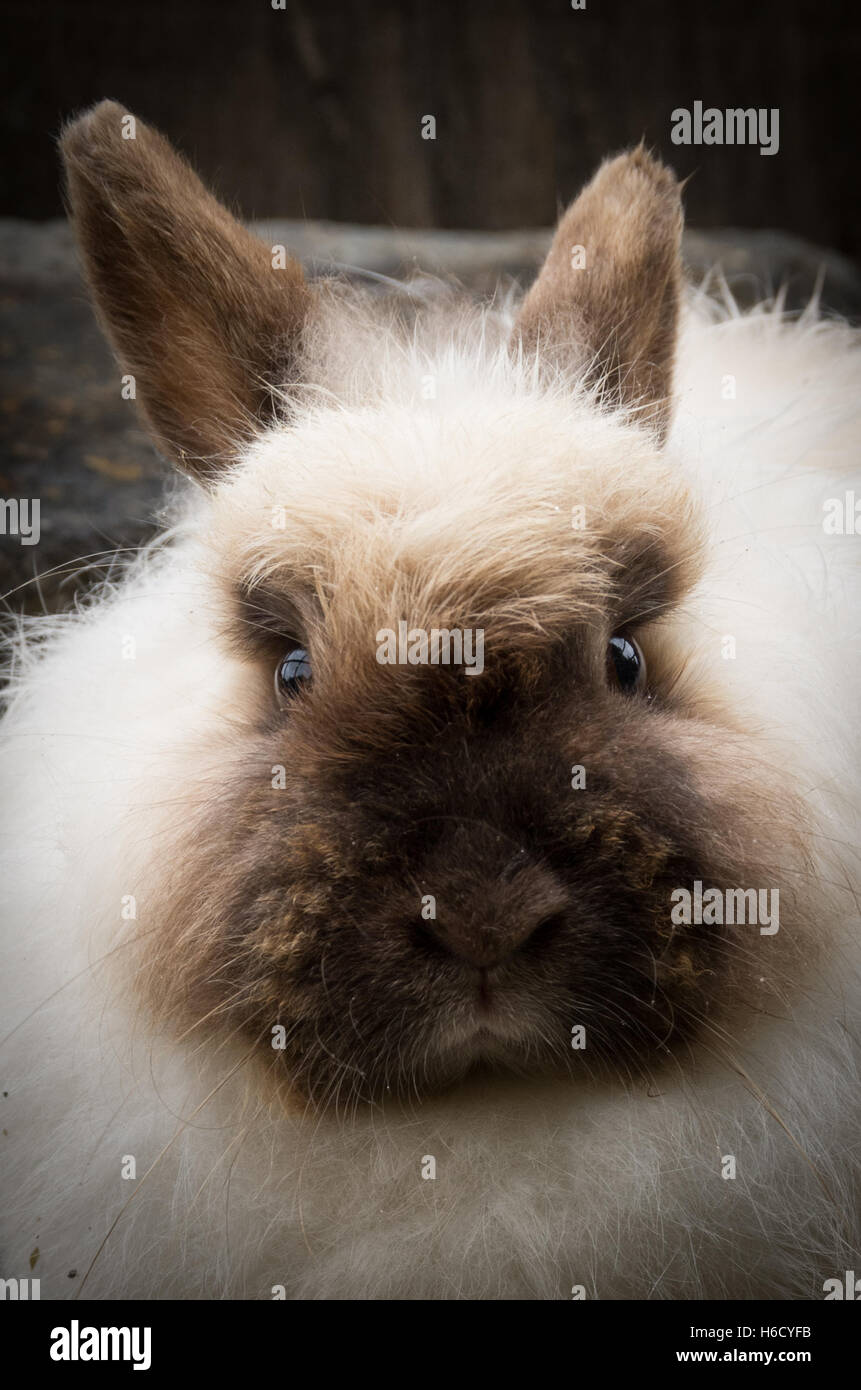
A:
607,634,646,694
275,648,312,701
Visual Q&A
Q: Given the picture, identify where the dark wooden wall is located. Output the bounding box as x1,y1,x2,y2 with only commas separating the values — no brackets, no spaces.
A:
1,0,858,256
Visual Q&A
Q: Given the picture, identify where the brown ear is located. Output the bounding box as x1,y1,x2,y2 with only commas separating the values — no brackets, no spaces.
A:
513,146,684,443
60,100,312,482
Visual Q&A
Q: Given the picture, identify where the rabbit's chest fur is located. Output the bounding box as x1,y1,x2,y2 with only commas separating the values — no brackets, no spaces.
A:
1,292,859,1299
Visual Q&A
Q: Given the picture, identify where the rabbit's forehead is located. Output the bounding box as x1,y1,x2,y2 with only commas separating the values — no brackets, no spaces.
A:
209,399,705,636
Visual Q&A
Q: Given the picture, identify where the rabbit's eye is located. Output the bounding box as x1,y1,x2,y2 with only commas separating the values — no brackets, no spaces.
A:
607,634,646,693
275,648,311,701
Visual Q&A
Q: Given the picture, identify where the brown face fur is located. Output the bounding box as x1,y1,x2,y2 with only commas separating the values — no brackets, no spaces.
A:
147,631,804,1107
135,460,806,1108
62,104,810,1108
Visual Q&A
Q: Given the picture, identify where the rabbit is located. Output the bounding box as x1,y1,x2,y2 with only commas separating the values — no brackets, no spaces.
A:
0,100,859,1302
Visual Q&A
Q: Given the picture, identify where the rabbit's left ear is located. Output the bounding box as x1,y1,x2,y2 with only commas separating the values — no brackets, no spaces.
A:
513,146,684,443
60,101,313,484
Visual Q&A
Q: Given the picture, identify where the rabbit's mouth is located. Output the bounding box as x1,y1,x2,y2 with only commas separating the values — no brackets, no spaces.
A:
447,980,537,1045
432,995,563,1078
419,957,661,1085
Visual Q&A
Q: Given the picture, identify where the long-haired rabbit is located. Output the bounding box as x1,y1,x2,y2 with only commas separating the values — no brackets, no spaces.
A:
1,101,859,1300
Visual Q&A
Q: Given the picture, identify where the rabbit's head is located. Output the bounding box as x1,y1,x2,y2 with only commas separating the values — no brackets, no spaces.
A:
61,104,809,1105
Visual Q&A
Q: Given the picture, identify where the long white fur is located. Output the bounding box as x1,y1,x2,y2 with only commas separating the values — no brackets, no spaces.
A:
1,284,859,1299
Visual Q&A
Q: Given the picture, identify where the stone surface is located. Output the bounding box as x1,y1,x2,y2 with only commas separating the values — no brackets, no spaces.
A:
1,218,859,612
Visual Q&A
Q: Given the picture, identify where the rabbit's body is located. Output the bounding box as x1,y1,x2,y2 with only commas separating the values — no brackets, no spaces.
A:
2,284,859,1299
1,107,859,1298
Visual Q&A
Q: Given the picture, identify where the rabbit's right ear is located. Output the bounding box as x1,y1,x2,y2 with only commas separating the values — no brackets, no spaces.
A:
513,146,684,444
60,101,312,483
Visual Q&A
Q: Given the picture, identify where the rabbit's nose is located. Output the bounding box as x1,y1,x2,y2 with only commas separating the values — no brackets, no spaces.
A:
418,858,570,968
424,904,566,969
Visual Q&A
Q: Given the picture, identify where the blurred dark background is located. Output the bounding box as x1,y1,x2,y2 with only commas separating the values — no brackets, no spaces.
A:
1,0,858,255
1,0,859,612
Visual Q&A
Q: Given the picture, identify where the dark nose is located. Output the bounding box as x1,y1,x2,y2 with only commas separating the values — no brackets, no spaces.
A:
421,848,569,969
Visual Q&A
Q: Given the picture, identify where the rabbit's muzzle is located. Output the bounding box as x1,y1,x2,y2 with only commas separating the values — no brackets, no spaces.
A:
144,688,795,1107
